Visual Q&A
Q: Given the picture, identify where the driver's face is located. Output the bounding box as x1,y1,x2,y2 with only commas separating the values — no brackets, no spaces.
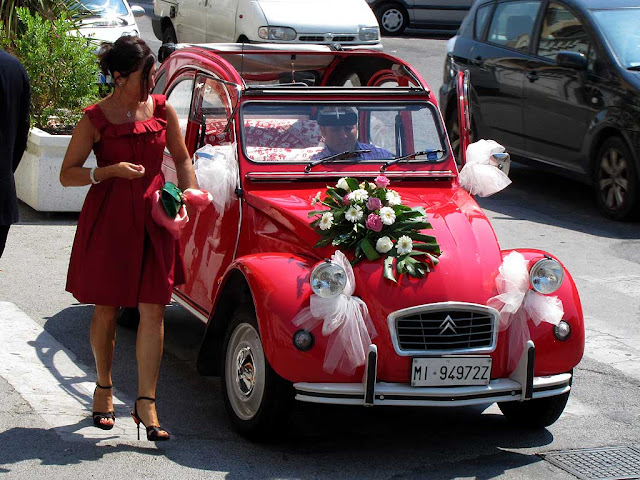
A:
320,124,358,153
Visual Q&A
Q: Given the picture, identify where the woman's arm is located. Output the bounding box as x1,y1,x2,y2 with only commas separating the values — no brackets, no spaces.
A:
165,103,199,191
60,113,146,187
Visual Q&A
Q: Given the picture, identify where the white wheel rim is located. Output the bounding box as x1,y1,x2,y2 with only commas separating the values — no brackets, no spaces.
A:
381,9,404,33
225,323,266,421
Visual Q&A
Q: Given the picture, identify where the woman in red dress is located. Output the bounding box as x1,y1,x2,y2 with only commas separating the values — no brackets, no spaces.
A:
60,36,197,441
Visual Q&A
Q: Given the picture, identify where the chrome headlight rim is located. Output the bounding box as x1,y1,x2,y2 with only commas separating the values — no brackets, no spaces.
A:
310,260,347,298
529,257,564,294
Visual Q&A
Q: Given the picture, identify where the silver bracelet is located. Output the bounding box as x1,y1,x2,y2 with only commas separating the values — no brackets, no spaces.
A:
89,167,100,185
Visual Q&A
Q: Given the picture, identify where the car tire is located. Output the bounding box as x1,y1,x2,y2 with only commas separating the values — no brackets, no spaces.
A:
162,24,177,44
221,307,293,440
376,3,409,36
594,136,640,220
446,107,475,167
117,307,140,329
498,390,570,429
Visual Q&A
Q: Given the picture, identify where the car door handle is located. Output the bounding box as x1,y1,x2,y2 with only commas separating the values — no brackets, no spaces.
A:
526,71,539,82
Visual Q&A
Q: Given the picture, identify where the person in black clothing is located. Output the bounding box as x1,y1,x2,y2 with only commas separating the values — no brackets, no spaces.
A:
0,49,30,258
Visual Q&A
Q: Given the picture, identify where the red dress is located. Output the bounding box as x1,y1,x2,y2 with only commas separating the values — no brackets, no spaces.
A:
66,94,184,307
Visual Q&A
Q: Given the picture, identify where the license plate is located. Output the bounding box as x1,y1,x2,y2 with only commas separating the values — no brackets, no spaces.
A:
411,357,492,387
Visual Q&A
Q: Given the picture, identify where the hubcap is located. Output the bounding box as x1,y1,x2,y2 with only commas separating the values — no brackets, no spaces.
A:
598,147,629,211
225,323,265,421
381,9,403,32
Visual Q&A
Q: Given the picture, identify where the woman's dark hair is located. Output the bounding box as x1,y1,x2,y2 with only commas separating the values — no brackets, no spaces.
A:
98,36,156,100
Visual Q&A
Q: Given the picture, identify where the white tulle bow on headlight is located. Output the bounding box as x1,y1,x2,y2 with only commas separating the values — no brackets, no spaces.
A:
293,250,377,375
487,251,564,372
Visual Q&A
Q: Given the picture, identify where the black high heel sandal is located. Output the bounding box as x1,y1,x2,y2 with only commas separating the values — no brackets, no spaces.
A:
92,383,116,430
130,396,170,441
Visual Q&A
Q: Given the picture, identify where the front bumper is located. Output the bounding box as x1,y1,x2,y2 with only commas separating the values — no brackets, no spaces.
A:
294,342,572,407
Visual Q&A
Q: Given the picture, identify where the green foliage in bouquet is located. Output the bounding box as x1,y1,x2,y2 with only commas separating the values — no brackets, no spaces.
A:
309,176,441,282
0,7,99,133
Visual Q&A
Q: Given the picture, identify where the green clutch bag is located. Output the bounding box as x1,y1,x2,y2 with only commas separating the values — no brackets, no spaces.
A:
161,182,183,218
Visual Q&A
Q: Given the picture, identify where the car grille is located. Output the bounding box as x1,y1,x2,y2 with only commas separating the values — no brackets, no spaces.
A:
298,35,356,42
389,303,498,354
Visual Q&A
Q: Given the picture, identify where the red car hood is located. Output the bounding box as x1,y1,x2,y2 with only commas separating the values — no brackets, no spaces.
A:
244,184,502,310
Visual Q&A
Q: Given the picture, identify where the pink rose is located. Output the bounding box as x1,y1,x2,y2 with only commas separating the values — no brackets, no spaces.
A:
366,196,382,211
374,175,390,189
342,195,351,206
366,213,383,232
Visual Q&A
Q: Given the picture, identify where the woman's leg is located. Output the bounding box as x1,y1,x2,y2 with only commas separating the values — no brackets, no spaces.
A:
135,302,168,435
91,305,118,427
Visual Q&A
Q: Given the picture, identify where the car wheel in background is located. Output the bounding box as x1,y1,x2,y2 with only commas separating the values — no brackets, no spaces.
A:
162,24,177,44
221,307,293,440
446,108,475,167
376,3,409,36
594,137,640,220
498,390,571,428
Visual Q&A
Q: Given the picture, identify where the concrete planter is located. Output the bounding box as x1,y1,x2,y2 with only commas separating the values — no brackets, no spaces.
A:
15,127,95,212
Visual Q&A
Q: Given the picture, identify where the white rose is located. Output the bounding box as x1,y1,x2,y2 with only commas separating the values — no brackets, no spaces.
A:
396,235,413,255
349,189,369,202
345,205,363,223
379,206,396,225
376,236,393,253
319,212,334,230
336,177,349,190
311,191,322,206
386,190,402,206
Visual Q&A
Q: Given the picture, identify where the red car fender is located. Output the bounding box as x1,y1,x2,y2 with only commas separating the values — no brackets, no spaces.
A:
226,253,344,382
502,249,585,376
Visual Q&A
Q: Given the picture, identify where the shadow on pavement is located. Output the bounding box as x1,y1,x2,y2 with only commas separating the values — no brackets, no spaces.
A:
6,303,559,479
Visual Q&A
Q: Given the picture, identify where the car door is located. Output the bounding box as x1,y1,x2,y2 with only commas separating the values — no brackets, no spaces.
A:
176,0,207,42
522,0,601,171
472,0,542,152
163,72,241,314
412,0,472,27
206,0,239,42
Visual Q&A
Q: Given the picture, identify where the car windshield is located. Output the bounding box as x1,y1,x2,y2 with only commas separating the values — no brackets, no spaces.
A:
78,0,128,17
240,102,446,164
591,8,640,69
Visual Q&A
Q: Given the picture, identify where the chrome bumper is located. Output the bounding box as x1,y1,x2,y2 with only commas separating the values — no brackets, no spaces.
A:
294,342,572,407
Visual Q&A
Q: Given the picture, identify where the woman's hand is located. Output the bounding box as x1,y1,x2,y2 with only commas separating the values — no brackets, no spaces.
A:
110,162,146,180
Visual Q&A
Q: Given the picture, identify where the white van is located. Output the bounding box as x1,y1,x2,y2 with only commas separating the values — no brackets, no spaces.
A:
152,0,382,50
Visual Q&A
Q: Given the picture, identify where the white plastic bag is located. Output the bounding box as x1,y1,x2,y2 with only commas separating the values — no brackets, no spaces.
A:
459,139,512,197
193,143,238,213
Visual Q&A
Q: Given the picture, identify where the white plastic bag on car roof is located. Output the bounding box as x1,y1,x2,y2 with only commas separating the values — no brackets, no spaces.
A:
193,143,238,213
459,139,512,197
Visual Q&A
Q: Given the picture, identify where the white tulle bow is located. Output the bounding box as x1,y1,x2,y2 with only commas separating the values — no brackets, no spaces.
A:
193,143,238,214
487,251,564,372
293,251,377,375
459,139,512,197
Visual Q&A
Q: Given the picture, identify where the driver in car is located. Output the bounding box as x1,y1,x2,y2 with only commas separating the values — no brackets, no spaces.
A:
313,107,393,160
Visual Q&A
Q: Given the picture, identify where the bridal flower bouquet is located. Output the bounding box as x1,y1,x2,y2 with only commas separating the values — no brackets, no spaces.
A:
309,176,441,282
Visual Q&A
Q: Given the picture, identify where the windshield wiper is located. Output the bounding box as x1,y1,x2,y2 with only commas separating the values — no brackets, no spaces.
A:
305,149,371,173
380,149,445,172
627,65,640,71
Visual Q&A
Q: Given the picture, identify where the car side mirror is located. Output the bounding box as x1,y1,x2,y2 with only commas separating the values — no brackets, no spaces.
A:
556,51,587,70
130,5,145,17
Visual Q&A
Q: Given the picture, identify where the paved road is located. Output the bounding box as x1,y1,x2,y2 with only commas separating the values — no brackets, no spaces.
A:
1,5,639,480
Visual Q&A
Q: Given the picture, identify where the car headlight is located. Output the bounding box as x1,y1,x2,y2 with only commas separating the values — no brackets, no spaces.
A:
258,26,297,41
359,26,379,41
310,261,347,298
529,258,564,294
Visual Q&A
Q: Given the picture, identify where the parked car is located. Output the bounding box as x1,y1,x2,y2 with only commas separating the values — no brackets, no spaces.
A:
366,0,475,36
75,0,145,45
439,0,640,220
151,0,381,50
153,42,584,439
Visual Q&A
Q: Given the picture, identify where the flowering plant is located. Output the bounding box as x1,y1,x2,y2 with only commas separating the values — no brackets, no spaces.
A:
309,176,441,282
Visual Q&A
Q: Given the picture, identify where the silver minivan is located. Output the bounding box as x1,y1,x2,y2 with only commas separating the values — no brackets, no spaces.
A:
366,0,474,35
152,0,381,50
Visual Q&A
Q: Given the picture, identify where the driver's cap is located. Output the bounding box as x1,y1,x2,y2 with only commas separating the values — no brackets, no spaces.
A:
317,107,358,126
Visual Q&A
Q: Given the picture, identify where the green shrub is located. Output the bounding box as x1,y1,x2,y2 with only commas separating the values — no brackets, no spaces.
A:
0,7,99,133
